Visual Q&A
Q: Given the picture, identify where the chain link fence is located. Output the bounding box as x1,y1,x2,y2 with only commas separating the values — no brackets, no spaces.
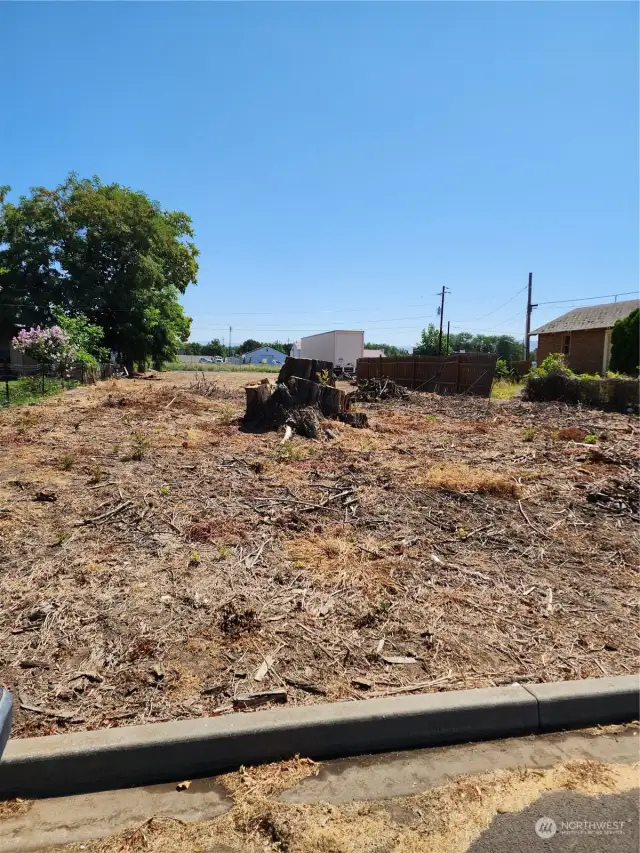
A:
1,361,118,406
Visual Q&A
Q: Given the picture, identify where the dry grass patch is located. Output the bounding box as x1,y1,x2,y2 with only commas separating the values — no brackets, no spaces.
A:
286,528,396,591
417,462,520,497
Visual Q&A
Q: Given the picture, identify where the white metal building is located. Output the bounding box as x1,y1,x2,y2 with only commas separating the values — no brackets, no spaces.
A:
297,331,364,368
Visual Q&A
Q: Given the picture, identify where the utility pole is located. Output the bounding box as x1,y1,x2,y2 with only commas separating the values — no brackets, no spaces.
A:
446,321,450,355
524,273,537,360
228,326,232,358
437,286,449,356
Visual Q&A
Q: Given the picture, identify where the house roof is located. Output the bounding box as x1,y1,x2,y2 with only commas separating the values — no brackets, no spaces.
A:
243,346,284,356
531,299,639,336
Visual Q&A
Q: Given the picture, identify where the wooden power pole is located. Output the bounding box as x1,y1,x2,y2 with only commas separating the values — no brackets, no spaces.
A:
524,273,536,360
437,286,449,356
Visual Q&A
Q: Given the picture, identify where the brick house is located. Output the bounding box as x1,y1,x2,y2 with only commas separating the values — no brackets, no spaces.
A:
531,299,639,375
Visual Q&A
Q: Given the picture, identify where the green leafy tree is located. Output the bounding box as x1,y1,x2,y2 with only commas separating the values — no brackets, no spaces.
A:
53,309,109,363
239,338,262,353
263,340,289,355
0,175,198,371
416,328,524,360
413,324,441,355
201,338,225,357
179,342,203,356
610,309,639,375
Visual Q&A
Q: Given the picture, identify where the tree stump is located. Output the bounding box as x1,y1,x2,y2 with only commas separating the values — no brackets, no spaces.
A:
277,357,336,387
285,376,345,415
244,383,273,421
243,368,364,436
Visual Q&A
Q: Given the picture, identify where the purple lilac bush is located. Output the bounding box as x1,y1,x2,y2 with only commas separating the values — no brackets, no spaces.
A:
11,326,78,366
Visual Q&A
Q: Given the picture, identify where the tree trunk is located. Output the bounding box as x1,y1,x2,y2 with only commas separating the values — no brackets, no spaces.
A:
244,383,273,421
285,376,345,415
277,357,335,387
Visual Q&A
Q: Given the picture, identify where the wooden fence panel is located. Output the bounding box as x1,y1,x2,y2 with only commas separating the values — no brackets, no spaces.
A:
356,354,497,397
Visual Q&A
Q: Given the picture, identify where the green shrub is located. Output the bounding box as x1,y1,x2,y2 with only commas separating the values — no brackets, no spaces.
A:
610,308,639,375
529,353,573,378
495,358,511,379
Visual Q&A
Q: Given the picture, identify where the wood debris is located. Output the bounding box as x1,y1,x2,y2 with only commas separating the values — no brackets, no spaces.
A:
0,371,636,739
233,689,288,709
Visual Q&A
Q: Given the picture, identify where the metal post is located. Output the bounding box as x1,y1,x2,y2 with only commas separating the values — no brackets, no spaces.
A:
41,365,45,396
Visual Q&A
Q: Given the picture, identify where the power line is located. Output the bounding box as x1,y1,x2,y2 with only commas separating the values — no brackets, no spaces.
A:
448,310,524,333
451,284,528,325
536,291,637,306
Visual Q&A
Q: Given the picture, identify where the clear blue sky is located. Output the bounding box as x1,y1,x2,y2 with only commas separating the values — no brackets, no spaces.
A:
2,2,638,349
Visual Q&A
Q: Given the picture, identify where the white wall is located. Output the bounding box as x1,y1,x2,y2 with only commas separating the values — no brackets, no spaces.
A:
335,331,364,367
299,332,336,363
299,331,364,366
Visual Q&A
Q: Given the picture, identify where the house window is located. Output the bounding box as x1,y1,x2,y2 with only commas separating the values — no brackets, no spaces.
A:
562,335,571,355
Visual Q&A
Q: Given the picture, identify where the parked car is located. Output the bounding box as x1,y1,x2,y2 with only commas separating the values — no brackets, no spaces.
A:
213,356,224,363
199,356,214,363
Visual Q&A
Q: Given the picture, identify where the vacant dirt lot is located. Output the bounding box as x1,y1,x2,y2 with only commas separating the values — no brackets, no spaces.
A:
0,371,637,737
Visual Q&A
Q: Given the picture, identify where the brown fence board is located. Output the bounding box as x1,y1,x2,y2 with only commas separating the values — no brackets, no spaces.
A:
356,354,497,397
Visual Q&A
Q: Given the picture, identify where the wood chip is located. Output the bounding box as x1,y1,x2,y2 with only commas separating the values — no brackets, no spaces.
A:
69,670,104,683
233,688,287,709
20,698,80,720
351,677,373,690
176,780,192,791
381,655,418,665
201,683,228,697
18,659,50,669
253,654,275,682
33,490,57,502
284,678,327,695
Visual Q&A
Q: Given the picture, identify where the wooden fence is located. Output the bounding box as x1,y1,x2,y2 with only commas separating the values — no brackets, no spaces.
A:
356,353,498,397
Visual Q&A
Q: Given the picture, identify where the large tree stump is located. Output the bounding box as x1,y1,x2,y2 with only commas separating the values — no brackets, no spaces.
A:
277,357,336,387
285,376,345,415
243,370,367,436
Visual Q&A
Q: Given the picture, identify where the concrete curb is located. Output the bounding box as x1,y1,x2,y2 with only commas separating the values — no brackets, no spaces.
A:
523,674,640,731
0,675,636,799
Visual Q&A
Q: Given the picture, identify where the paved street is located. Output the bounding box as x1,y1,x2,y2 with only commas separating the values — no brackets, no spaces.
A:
1,725,638,852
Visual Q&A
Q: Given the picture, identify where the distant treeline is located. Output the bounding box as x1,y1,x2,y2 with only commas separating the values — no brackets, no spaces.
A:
179,339,290,357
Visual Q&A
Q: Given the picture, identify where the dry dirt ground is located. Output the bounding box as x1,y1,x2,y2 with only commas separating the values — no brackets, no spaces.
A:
0,371,637,738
